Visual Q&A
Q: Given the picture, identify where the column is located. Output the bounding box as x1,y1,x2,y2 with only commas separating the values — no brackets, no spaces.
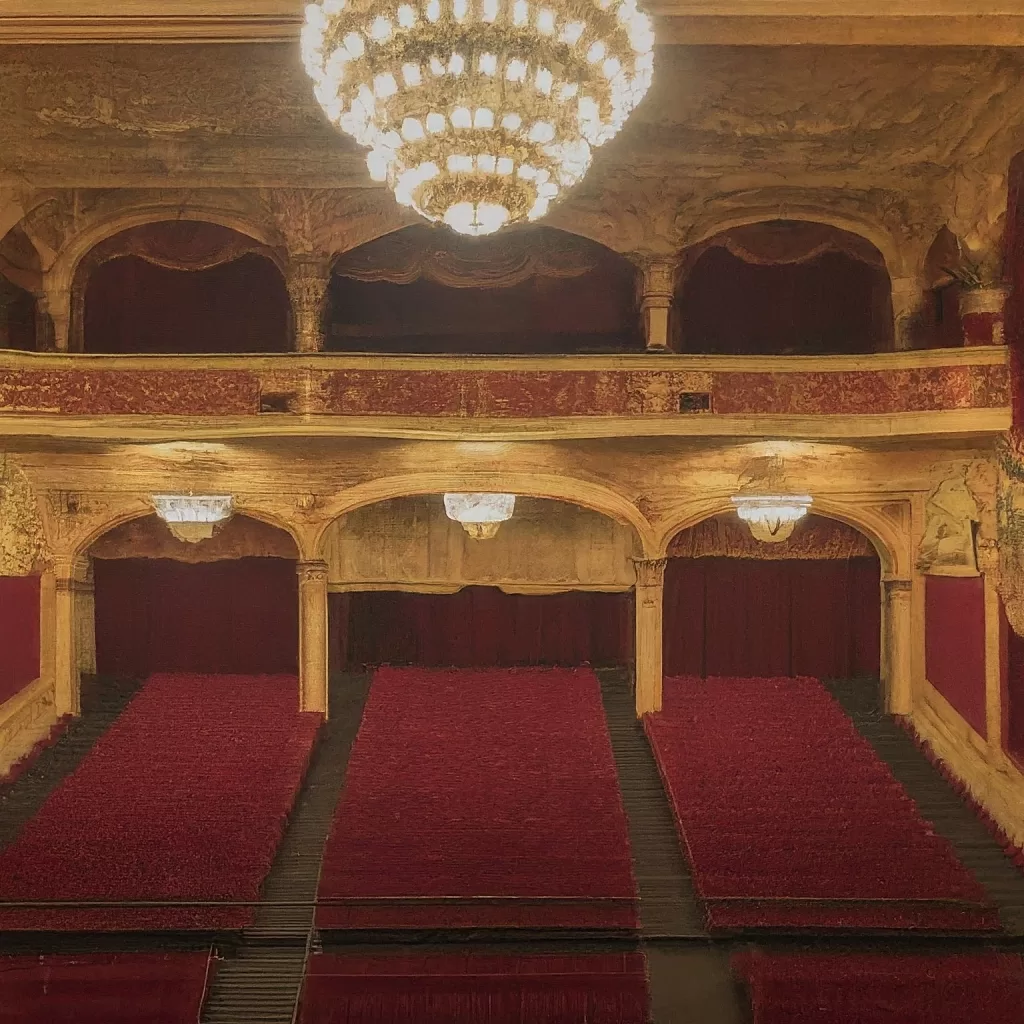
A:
53,558,88,717
297,560,329,715
286,256,332,353
960,285,1009,347
882,575,913,715
75,558,96,676
977,539,1005,752
890,277,924,351
633,557,667,717
639,259,675,352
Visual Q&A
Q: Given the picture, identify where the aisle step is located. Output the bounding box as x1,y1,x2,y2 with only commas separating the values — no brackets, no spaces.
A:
200,673,371,1024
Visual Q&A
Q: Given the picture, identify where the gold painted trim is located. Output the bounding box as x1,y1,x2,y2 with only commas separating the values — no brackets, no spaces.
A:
0,346,1008,374
0,408,1010,442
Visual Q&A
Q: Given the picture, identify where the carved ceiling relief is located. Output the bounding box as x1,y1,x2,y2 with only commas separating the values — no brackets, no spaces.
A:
0,457,48,576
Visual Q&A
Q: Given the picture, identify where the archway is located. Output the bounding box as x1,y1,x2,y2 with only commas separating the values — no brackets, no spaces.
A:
88,512,299,678
663,512,881,689
325,224,642,354
322,494,639,671
0,226,43,351
673,221,894,355
77,221,290,354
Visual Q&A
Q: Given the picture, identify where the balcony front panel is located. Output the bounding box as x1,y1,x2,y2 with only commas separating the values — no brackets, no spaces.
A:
0,348,1010,439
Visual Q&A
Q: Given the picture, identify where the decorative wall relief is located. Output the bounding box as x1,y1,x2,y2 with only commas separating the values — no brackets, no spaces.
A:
321,495,639,592
917,472,980,576
997,435,1024,635
0,456,47,575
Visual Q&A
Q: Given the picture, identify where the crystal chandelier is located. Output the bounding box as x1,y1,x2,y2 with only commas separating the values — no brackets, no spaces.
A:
152,494,234,544
444,492,516,538
301,0,654,235
731,495,813,545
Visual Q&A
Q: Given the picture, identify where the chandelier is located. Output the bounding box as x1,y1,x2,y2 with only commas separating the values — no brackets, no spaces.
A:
731,495,813,545
301,0,654,235
152,494,234,544
444,492,516,538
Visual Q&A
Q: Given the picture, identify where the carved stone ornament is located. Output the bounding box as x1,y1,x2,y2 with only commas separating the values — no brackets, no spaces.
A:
997,434,1024,636
632,557,668,589
916,473,981,576
297,560,329,585
0,457,47,575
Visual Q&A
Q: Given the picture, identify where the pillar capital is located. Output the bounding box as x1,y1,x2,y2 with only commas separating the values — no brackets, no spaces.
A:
881,575,913,594
296,559,329,585
632,556,668,588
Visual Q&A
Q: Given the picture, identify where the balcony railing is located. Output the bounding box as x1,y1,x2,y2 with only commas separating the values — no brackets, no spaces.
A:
0,347,1010,439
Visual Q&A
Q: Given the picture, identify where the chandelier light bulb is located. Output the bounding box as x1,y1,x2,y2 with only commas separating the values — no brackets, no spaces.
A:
731,494,813,545
302,0,655,235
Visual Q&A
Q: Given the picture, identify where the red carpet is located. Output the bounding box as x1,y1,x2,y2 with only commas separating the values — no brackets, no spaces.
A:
0,952,212,1023
646,676,998,931
734,950,1024,1024
298,953,648,1024
0,674,320,930
317,667,637,930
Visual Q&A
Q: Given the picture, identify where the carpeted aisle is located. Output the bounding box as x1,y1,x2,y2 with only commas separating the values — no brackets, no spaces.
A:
298,953,649,1024
0,673,321,930
733,950,1024,1024
316,666,637,930
645,676,998,931
0,952,213,1023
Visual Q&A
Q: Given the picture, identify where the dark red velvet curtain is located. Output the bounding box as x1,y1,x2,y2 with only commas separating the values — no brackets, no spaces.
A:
0,575,41,705
94,558,298,677
925,575,987,737
341,588,633,668
663,557,880,679
1008,621,1024,763
83,254,290,354
675,246,894,355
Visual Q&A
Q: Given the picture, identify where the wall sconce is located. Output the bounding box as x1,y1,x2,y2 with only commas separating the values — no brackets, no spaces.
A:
443,493,516,540
731,494,812,544
152,494,234,544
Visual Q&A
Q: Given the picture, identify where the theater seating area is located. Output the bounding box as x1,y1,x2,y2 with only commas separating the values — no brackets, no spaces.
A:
0,952,213,1024
645,675,998,932
733,951,1024,1024
298,953,650,1024
316,667,637,931
0,673,321,930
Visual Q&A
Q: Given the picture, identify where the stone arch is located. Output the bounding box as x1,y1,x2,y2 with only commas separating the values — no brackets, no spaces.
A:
47,205,283,301
652,495,906,578
686,208,901,279
312,472,657,558
72,502,304,565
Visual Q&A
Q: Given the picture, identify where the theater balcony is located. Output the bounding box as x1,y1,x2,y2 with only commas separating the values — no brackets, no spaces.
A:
0,345,1010,442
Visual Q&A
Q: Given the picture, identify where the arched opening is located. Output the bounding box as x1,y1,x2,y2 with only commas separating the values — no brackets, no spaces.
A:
673,221,894,355
663,511,881,687
0,226,42,351
325,225,642,354
325,493,638,669
79,222,290,354
90,512,299,676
